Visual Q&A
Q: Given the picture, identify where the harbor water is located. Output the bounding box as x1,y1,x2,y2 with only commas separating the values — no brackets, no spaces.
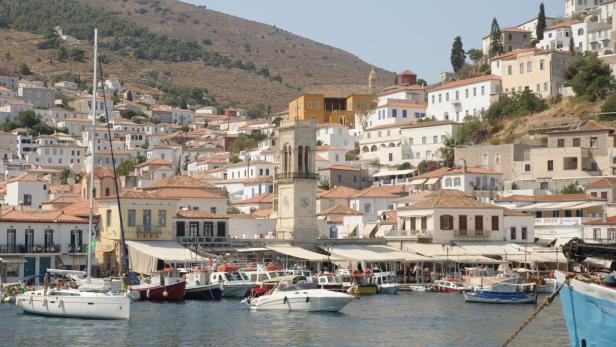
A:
0,292,568,347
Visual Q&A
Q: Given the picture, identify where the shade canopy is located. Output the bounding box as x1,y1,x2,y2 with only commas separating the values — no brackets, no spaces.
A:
325,245,406,262
266,244,335,262
126,240,209,273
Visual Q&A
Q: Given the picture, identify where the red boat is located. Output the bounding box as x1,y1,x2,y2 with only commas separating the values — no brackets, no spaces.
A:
131,269,187,301
434,278,470,293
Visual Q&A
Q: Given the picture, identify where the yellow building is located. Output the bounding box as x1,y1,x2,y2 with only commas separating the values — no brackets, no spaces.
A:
95,190,177,273
288,93,372,127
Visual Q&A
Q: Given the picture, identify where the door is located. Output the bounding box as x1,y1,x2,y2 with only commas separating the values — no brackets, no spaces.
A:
24,257,35,277
39,257,51,276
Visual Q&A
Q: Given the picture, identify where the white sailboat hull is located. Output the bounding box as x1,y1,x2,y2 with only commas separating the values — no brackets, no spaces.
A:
16,291,130,320
246,289,354,312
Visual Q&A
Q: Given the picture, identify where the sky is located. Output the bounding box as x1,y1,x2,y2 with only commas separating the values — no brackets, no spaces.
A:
186,0,564,83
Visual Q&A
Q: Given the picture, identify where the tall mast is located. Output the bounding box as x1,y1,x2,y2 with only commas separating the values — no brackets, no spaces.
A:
87,28,98,283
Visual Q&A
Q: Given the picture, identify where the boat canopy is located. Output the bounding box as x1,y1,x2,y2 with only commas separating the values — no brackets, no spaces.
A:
0,256,26,263
126,240,209,273
266,244,337,262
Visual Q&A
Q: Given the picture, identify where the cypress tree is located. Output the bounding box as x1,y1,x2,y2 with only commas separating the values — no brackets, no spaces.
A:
537,3,547,41
490,18,504,58
450,36,466,72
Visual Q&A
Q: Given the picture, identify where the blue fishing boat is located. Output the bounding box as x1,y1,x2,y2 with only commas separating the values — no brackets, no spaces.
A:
556,270,616,346
463,289,537,304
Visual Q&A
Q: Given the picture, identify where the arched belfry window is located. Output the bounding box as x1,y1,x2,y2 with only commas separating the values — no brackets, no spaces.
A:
304,146,310,174
297,146,304,172
282,144,290,174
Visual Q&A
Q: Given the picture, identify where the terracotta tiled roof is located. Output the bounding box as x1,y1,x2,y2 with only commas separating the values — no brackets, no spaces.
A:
143,175,216,190
8,174,43,183
98,190,175,200
380,210,398,225
176,210,228,219
317,186,359,199
586,177,616,188
352,185,407,198
400,69,416,75
152,188,226,199
503,208,531,217
427,75,501,92
443,167,502,175
136,158,172,167
41,195,82,205
250,209,274,218
94,166,114,179
401,120,459,130
317,145,343,151
235,192,273,204
549,120,613,134
319,204,363,222
502,27,532,33
584,216,616,225
491,48,543,61
191,173,220,180
546,20,581,30
412,167,452,180
320,165,361,172
61,199,96,217
381,102,427,109
400,189,499,209
315,154,328,161
0,208,89,223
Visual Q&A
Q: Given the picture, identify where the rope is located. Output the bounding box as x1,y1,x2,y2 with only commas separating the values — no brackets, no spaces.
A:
501,280,567,347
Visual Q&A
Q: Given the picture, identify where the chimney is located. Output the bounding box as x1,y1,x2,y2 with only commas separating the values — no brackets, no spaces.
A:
463,159,467,173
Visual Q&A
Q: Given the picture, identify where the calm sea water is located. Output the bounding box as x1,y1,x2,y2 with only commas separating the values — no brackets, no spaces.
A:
0,292,568,347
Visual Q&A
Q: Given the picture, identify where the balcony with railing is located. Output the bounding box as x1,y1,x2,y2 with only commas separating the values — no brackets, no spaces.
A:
453,230,492,239
177,236,230,246
134,225,163,233
534,217,585,226
275,172,319,180
0,243,61,254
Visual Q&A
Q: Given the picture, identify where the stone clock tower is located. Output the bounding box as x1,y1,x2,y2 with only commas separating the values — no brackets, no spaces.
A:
274,120,318,244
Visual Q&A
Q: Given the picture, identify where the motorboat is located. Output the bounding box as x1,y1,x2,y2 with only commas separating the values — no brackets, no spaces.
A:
131,269,186,301
346,272,378,296
209,271,252,298
316,274,345,292
434,278,470,293
242,270,278,297
243,276,354,312
463,289,537,304
15,270,130,320
370,271,400,294
183,269,222,300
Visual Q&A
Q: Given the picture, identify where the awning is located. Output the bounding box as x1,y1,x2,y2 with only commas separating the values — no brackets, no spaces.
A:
424,177,440,185
410,178,427,185
518,202,555,210
126,240,209,273
0,256,26,263
574,201,604,209
235,247,269,253
326,245,406,262
404,243,470,257
376,224,394,237
362,223,378,238
373,169,415,178
266,244,335,262
58,255,87,266
546,201,584,209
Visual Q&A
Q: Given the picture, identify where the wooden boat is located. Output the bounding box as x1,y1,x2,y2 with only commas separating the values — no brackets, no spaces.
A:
184,270,222,300
370,272,400,294
434,278,471,293
131,269,186,301
463,289,537,304
346,271,378,295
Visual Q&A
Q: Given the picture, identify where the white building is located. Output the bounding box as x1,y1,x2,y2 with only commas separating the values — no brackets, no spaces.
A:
5,174,49,209
368,101,427,129
17,81,54,108
316,123,359,152
225,160,273,180
427,75,502,122
565,0,604,17
26,143,86,169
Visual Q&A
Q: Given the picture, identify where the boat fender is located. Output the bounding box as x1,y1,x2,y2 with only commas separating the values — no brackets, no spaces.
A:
283,296,287,304
29,295,33,304
58,299,63,308
163,291,169,298
42,298,47,306
146,289,151,299
306,297,310,303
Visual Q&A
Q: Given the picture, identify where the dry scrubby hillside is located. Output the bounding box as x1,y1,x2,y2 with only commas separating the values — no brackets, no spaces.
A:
0,0,393,111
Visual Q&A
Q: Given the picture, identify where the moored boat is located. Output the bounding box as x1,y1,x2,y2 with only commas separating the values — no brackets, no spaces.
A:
243,276,354,312
131,269,186,301
316,274,345,292
434,278,470,293
208,271,251,298
183,269,222,300
370,271,399,294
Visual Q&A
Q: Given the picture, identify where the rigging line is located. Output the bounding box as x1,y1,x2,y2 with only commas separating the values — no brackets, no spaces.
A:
97,57,130,284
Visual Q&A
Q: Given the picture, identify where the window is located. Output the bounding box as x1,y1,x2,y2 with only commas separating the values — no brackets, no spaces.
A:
402,110,408,118
388,153,393,162
445,178,452,187
410,217,416,231
590,137,598,148
573,138,580,147
547,160,554,171
481,86,485,95
446,93,450,101
143,210,152,232
6,229,16,251
106,209,112,226
557,139,565,147
307,101,312,109
23,194,32,206
601,191,608,200
422,137,427,144
473,87,477,97
519,63,524,74
475,216,484,234
217,221,226,237
421,216,427,230
158,210,166,227
459,215,467,233
465,89,469,98
440,215,454,230
315,101,320,109
392,109,397,118
495,154,501,164
527,62,532,73
363,203,371,214
455,91,459,100
70,229,83,249
432,95,435,104
540,181,549,190
408,137,414,145
491,216,499,231
593,228,600,240
128,209,136,227
189,222,200,237
433,135,438,144
510,227,517,240
540,59,545,70
521,227,527,240
454,177,461,186
44,229,54,248
337,174,342,183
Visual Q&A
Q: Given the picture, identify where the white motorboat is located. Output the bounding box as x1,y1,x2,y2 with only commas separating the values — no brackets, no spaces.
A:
16,287,130,320
209,272,253,298
243,276,354,312
370,272,400,294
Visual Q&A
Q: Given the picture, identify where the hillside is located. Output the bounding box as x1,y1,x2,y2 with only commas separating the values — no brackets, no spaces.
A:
0,0,394,111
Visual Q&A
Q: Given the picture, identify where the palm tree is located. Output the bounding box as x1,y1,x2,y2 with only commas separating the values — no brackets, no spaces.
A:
439,135,462,168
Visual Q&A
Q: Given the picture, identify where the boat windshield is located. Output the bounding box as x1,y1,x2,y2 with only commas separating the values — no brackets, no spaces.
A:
277,281,319,291
227,272,244,281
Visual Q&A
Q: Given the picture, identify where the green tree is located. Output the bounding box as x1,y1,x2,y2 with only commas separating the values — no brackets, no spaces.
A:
600,96,616,120
489,18,504,58
16,110,39,128
229,154,242,164
565,53,616,101
450,36,466,73
345,149,359,161
416,78,427,86
70,47,86,62
484,89,548,124
56,46,68,61
537,3,547,40
319,180,330,190
125,90,133,101
116,159,136,176
417,160,440,174
272,116,282,127
467,48,483,65
438,135,463,168
229,135,257,153
60,168,72,184
397,162,412,170
18,63,32,76
180,125,190,132
560,183,584,194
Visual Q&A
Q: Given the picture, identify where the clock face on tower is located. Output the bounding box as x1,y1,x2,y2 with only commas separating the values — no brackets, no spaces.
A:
301,196,310,208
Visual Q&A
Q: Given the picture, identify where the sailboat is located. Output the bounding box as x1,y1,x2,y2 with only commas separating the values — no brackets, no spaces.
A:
15,29,131,320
